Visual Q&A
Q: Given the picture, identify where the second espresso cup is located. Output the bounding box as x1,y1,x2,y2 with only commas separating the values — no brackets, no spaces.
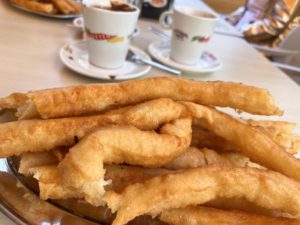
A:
83,3,139,69
159,7,218,65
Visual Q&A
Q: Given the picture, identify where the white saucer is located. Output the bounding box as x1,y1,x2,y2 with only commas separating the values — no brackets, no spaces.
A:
59,41,151,80
148,41,222,74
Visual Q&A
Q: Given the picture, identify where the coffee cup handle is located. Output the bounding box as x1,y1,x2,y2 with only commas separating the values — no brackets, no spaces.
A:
159,10,173,29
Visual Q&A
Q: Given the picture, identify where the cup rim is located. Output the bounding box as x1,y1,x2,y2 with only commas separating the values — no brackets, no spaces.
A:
174,6,219,21
83,3,140,15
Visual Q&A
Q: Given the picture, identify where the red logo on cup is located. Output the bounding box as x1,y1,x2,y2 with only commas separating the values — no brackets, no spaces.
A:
85,28,125,43
191,35,211,43
86,29,117,41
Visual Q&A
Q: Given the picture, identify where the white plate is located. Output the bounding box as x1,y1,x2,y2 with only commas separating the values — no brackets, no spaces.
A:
59,41,151,80
148,41,222,74
10,1,81,19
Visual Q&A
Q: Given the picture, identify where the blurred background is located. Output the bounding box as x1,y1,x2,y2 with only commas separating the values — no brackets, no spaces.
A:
202,0,300,84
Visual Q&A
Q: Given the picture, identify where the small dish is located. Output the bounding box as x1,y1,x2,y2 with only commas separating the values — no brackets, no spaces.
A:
59,41,151,80
148,40,222,74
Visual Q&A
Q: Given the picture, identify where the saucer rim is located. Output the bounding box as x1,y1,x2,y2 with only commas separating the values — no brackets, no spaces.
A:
148,40,222,74
59,41,151,80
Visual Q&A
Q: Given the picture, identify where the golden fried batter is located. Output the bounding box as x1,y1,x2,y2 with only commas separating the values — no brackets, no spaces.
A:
0,98,187,157
28,165,80,200
58,118,191,206
19,152,59,176
246,119,296,133
164,147,231,169
104,165,300,225
104,165,172,193
184,102,300,182
193,120,300,154
25,146,261,202
0,77,282,119
160,206,300,225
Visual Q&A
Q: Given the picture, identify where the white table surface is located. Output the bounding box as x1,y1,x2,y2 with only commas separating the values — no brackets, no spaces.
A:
0,0,300,224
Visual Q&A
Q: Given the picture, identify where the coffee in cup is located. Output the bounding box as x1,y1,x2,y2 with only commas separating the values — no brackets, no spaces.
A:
159,7,218,65
83,1,140,69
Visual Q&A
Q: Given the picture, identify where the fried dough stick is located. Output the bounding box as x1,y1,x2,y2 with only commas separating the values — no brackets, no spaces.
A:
206,197,282,216
0,98,187,157
28,117,191,203
0,113,119,157
258,127,300,154
164,147,262,170
183,102,300,182
246,119,296,133
164,147,231,169
29,147,261,202
160,206,300,225
10,0,55,14
26,147,226,201
105,148,261,191
246,120,300,154
0,77,282,119
19,151,59,176
104,165,172,193
0,92,27,109
104,166,300,225
192,125,300,154
28,164,171,200
29,165,82,200
52,0,81,14
18,146,68,175
58,117,191,206
20,146,252,179
64,0,82,14
52,0,74,14
191,126,236,152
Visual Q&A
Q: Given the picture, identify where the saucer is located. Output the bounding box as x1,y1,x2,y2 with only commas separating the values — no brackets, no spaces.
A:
59,41,151,80
148,41,222,73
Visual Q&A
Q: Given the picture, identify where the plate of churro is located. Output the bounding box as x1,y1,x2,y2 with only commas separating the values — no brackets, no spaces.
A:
0,76,300,225
9,0,82,19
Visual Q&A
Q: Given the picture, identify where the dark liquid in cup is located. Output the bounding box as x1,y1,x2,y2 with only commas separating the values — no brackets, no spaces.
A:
92,2,136,12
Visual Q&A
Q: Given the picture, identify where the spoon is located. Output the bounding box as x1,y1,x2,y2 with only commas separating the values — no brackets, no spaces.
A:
126,49,181,76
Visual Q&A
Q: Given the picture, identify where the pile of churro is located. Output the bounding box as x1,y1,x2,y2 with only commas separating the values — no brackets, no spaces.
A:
1,76,300,225
10,0,82,15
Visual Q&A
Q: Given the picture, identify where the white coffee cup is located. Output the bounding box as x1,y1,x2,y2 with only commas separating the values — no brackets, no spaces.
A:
159,7,218,65
83,3,139,69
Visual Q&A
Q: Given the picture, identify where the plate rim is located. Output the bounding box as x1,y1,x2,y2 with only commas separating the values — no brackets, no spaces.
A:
59,40,151,80
148,40,222,74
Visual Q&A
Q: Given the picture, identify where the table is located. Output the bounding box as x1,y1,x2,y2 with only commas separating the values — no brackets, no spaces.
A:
0,0,300,224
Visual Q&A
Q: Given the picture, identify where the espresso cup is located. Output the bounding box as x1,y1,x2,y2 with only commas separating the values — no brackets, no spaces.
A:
159,7,218,65
83,3,139,69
